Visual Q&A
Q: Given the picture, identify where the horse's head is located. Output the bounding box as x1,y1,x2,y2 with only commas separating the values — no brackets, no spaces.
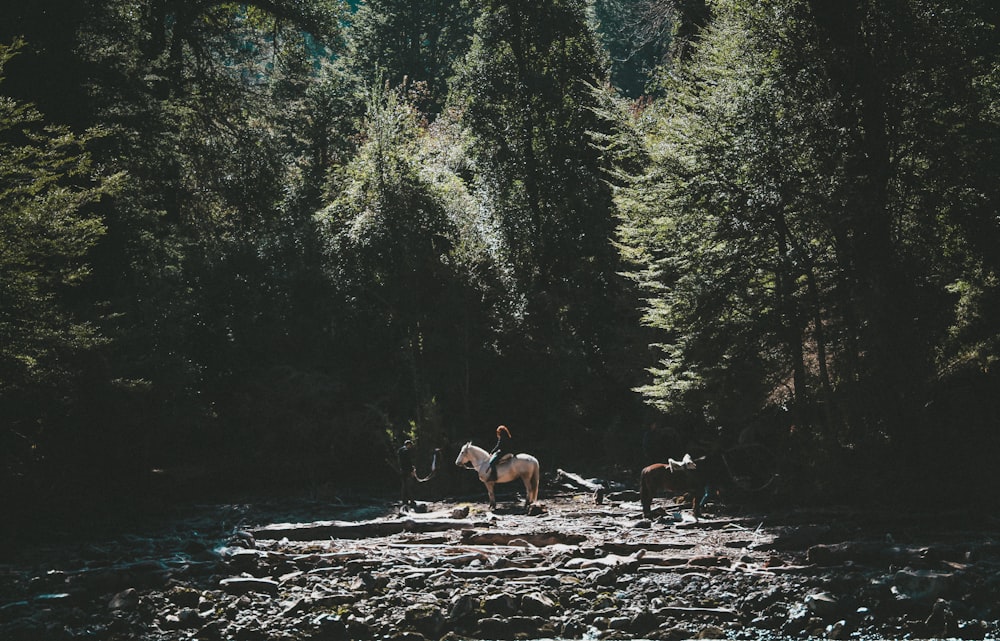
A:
455,441,472,467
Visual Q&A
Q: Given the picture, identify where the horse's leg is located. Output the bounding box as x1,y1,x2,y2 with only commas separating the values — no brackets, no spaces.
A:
529,465,540,505
640,470,653,519
486,481,496,510
521,471,533,508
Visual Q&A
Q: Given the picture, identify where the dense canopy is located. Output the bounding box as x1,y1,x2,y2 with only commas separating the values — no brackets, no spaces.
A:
2,0,998,523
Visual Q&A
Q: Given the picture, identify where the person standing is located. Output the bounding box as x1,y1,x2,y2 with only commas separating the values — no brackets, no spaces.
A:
397,439,416,506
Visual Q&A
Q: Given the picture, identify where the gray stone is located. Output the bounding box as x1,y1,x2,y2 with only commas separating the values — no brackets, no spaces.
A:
219,577,279,596
483,593,518,617
508,615,549,636
108,588,139,611
477,616,511,639
892,568,953,601
608,616,631,630
630,609,658,634
448,593,479,621
404,604,445,637
805,591,840,617
825,619,848,639
166,586,201,608
520,591,555,616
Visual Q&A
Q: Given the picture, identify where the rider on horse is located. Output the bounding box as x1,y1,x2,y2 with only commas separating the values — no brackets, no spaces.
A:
487,425,512,481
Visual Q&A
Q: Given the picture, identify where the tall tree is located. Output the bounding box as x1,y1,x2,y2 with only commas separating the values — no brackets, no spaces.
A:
0,40,119,498
317,82,469,448
450,0,647,442
614,0,1000,494
346,0,476,114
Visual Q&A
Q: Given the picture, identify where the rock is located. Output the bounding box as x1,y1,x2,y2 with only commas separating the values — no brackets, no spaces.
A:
403,573,425,588
311,613,347,637
591,568,618,586
593,593,617,610
805,591,840,617
608,616,631,630
230,531,256,549
561,618,586,637
219,577,279,596
404,604,445,637
166,585,201,608
652,625,697,640
483,593,518,617
477,616,512,639
223,548,261,573
232,621,267,641
629,609,658,635
520,591,555,616
507,615,550,636
176,607,203,629
450,506,470,519
194,619,227,640
346,613,375,639
694,624,726,638
783,603,811,635
956,619,988,640
447,593,479,621
279,597,307,618
892,568,953,602
923,598,955,636
825,619,848,639
108,588,139,611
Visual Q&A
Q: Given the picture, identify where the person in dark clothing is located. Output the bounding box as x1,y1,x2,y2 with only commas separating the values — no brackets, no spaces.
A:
487,425,512,482
397,439,416,505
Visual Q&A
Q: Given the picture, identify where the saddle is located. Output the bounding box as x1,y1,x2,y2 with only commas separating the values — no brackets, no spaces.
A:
667,453,697,473
487,453,513,481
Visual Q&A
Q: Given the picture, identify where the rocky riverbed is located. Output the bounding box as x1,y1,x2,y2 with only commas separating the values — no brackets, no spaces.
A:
2,480,999,640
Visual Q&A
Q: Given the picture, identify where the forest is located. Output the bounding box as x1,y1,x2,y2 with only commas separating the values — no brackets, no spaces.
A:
2,0,999,531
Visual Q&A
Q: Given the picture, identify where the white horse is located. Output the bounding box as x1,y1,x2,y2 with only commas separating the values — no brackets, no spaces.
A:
455,442,540,510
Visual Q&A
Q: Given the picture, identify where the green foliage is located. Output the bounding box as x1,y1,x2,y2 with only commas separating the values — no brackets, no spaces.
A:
0,39,120,480
615,0,1000,488
5,0,998,514
317,81,473,447
589,0,708,97
345,0,476,114
452,0,617,309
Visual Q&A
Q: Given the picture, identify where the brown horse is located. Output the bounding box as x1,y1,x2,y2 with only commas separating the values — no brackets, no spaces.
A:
639,453,724,519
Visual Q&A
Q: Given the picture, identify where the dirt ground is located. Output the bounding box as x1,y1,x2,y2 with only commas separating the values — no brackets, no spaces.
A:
2,478,999,640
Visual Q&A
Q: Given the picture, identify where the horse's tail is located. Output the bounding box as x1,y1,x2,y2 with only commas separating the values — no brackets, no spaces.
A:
529,461,540,503
415,448,442,483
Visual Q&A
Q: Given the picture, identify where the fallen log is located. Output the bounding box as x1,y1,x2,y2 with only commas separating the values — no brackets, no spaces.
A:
251,518,481,541
447,565,565,578
461,531,587,547
599,541,696,554
564,550,646,569
555,469,605,493
656,606,739,619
